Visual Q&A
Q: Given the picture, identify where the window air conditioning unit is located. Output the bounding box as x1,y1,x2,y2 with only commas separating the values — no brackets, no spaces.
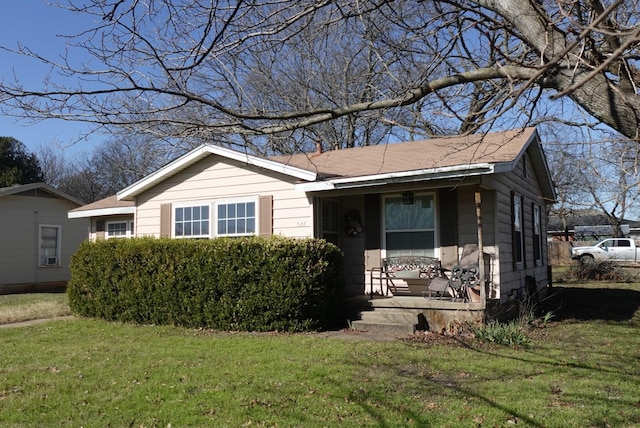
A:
45,257,58,266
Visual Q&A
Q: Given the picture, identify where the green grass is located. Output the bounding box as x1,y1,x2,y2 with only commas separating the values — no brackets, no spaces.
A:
0,282,638,427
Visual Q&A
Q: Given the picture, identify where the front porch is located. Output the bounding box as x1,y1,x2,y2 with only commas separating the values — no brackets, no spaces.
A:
349,295,485,334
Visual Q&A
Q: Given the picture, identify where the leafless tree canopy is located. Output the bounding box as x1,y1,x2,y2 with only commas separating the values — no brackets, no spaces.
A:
2,1,640,153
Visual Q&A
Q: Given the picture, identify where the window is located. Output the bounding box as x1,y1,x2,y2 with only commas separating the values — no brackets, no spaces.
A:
384,193,435,257
320,199,339,245
40,225,61,266
106,221,131,239
533,204,542,266
175,205,210,238
513,193,524,266
172,199,261,238
217,201,255,236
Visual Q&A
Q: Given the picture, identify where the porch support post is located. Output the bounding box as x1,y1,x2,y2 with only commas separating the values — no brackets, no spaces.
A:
475,188,486,308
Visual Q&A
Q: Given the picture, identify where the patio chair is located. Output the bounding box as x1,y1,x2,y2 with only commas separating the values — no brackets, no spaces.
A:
446,263,480,301
438,244,484,302
424,276,450,299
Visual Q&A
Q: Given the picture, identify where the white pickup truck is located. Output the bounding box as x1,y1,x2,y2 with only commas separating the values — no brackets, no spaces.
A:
570,238,640,263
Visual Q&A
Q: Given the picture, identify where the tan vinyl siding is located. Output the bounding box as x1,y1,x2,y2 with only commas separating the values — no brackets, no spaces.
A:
0,194,88,287
134,157,314,238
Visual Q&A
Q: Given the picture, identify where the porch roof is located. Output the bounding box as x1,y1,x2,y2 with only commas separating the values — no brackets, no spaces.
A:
68,195,135,219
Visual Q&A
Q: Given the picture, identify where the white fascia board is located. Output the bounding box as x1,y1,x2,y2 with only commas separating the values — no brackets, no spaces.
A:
492,162,514,174
296,163,495,192
209,145,318,182
118,144,317,200
68,206,135,219
118,145,211,200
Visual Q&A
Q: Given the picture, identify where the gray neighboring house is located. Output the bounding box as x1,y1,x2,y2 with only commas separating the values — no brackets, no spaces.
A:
0,183,88,293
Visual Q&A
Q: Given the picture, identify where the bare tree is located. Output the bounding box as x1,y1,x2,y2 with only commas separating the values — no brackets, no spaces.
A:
575,139,640,236
2,1,640,148
36,144,71,189
40,136,183,203
547,128,640,237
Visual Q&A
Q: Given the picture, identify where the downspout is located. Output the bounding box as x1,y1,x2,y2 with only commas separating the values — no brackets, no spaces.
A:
475,186,486,309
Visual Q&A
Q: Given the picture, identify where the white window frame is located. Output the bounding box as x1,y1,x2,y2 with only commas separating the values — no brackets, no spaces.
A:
215,197,258,237
106,220,134,239
172,197,259,239
382,192,437,258
39,224,61,267
173,202,211,239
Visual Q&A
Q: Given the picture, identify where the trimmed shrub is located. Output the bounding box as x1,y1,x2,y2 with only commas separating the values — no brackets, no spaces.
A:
68,236,343,332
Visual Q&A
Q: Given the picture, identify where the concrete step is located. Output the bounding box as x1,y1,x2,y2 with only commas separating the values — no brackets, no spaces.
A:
358,309,422,325
350,320,416,335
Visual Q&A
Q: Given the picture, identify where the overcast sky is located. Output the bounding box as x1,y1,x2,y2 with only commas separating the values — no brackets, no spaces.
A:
0,1,105,158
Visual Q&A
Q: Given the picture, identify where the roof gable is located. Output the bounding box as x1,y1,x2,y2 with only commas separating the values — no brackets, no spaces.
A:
0,182,85,206
118,144,317,200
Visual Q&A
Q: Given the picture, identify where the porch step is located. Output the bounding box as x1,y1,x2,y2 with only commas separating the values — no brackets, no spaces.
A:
350,319,416,336
350,307,423,335
346,295,484,334
356,309,423,325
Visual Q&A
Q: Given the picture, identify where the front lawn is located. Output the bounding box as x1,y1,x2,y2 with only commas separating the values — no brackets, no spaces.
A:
0,292,70,324
0,281,638,427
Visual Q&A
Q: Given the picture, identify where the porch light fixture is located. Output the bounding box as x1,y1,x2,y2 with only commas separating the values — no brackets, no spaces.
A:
401,191,415,205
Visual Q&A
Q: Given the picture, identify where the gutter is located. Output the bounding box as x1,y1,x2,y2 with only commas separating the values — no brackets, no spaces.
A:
296,163,495,192
68,206,136,219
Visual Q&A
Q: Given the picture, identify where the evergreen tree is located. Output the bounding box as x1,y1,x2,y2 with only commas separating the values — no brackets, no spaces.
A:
0,137,44,187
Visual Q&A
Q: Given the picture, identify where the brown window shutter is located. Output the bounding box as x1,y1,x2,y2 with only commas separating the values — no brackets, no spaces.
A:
259,195,273,236
160,204,172,237
96,220,105,232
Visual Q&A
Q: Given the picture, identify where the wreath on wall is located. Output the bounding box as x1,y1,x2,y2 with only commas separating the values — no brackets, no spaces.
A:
344,210,364,237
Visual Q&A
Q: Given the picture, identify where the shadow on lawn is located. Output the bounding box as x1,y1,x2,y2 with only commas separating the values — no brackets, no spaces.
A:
541,285,640,322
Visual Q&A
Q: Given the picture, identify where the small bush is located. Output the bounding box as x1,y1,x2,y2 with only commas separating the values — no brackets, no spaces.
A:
68,236,343,332
468,320,530,347
567,260,631,281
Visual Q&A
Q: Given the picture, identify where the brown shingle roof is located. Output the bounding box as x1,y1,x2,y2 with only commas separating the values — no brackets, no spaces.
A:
69,194,134,213
270,128,536,178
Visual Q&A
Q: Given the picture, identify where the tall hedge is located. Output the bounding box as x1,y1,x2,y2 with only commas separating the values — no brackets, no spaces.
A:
67,236,344,332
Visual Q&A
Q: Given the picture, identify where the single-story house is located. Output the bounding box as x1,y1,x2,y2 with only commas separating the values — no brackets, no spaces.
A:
69,127,556,328
0,183,88,293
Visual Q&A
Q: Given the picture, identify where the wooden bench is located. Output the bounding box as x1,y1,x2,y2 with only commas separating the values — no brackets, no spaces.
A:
370,256,445,297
